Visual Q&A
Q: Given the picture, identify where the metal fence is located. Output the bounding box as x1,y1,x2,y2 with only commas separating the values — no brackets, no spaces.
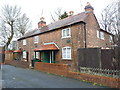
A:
79,67,120,78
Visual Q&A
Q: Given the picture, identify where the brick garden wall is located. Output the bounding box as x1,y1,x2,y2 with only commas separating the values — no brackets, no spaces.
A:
67,72,120,88
5,60,29,68
4,50,13,64
5,51,13,62
34,62,120,88
4,60,12,65
34,62,69,76
10,60,29,68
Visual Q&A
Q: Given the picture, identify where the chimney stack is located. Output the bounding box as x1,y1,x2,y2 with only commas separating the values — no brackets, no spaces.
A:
38,17,46,28
84,2,94,13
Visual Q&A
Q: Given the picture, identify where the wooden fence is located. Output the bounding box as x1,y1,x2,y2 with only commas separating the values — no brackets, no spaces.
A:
77,48,119,70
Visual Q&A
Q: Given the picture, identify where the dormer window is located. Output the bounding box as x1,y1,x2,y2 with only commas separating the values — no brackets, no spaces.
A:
34,36,39,44
62,28,71,38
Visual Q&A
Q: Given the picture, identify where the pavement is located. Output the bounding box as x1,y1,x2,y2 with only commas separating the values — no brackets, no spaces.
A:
0,64,2,89
1,65,108,88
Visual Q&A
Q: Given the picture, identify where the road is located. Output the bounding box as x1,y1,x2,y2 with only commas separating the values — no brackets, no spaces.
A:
1,65,107,88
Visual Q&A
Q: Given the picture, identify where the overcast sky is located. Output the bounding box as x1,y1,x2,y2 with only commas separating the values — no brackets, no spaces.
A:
0,0,115,30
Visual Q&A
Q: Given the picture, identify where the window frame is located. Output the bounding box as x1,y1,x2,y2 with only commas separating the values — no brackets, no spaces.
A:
23,39,26,45
100,31,104,40
23,51,27,59
34,36,39,44
34,52,39,59
62,28,71,38
97,30,100,38
109,35,113,42
62,46,71,60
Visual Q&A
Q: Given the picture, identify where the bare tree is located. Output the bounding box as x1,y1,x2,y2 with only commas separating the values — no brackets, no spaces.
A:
50,8,63,22
100,0,120,45
50,8,69,22
0,5,31,49
15,14,31,37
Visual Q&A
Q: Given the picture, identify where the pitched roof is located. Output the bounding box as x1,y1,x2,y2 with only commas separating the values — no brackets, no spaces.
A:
18,12,87,40
18,11,113,41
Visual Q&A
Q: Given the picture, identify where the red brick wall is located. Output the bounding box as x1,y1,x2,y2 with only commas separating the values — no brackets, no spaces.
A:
85,13,113,48
5,51,13,64
4,60,11,64
5,60,29,68
10,60,29,68
67,72,120,88
34,62,120,88
34,62,69,76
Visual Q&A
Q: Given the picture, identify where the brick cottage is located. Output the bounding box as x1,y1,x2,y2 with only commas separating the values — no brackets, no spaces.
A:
14,3,114,70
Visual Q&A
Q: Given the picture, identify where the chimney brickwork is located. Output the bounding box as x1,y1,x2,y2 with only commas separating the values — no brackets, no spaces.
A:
38,17,46,28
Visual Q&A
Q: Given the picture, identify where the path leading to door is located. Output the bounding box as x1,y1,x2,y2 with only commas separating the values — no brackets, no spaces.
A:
2,65,107,88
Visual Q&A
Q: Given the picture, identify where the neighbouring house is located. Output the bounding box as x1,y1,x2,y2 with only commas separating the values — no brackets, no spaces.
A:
0,46,5,63
15,3,114,70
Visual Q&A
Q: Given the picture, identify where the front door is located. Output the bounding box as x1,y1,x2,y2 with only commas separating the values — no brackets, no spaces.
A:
41,51,55,63
41,51,50,63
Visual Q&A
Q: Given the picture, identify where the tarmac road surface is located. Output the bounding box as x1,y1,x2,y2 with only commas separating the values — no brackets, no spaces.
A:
1,65,108,88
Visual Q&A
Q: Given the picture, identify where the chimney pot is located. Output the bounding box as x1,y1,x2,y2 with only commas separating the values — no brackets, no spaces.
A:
84,2,94,13
69,11,74,16
38,17,46,28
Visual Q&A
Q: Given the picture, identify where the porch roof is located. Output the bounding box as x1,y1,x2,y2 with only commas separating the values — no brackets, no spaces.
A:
13,50,22,53
34,44,59,51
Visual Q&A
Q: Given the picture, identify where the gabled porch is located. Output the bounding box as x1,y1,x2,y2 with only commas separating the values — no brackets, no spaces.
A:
34,44,59,63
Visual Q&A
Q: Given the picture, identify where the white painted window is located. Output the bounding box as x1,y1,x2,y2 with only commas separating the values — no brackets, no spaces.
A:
62,28,71,38
97,30,99,38
62,47,71,59
34,52,39,59
23,51,27,59
23,39,26,45
109,35,113,42
34,36,39,43
100,32,104,40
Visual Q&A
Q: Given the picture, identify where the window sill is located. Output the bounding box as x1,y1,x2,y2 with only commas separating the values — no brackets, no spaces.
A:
100,38,104,40
62,58,72,60
22,59,27,62
61,36,71,39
